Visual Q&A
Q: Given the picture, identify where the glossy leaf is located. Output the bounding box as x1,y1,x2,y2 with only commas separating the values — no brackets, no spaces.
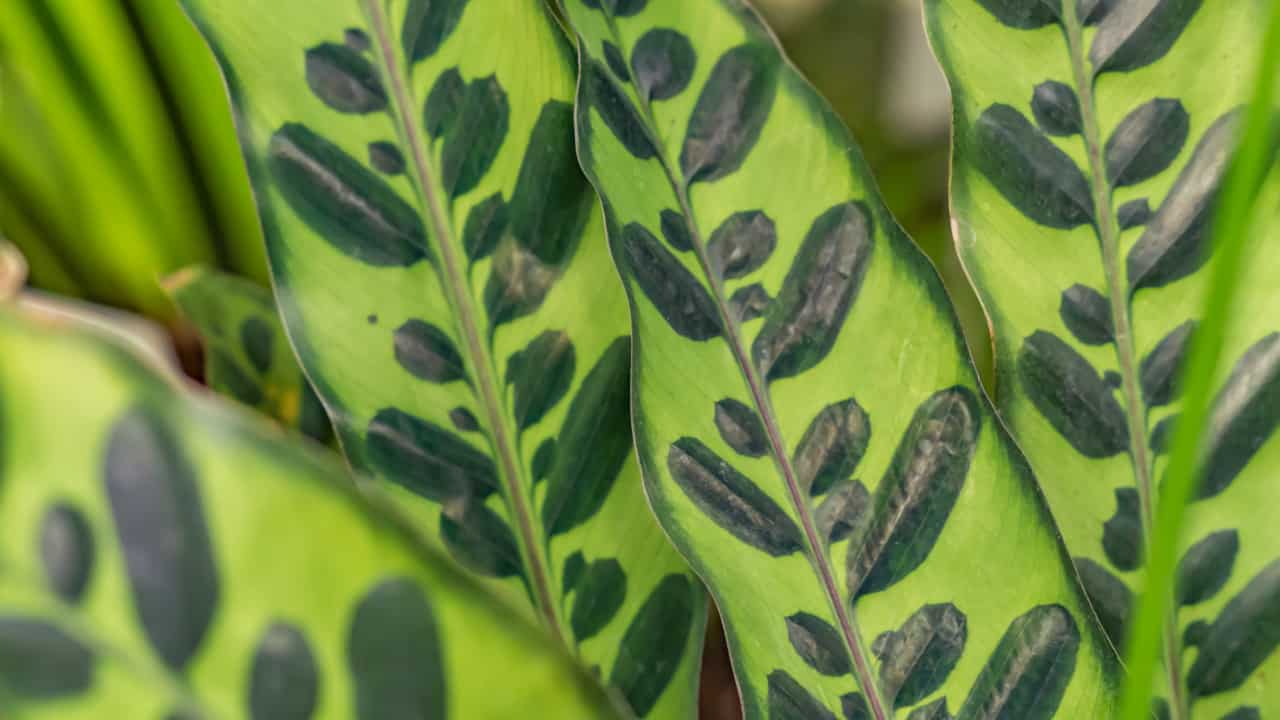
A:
183,1,704,716
164,266,333,443
565,1,1120,717
927,0,1280,712
0,309,615,718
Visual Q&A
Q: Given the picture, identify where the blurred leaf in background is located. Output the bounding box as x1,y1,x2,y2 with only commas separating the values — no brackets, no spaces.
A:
0,0,268,321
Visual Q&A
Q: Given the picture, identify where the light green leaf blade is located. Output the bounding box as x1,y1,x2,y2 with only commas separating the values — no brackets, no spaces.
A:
181,1,704,716
925,1,1280,715
0,308,617,719
561,1,1119,718
164,265,334,444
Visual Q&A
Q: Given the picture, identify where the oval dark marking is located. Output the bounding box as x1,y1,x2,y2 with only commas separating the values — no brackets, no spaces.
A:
268,124,427,267
707,210,776,280
632,29,696,101
571,558,627,642
842,693,871,720
462,193,508,262
753,202,873,381
973,0,1059,28
345,28,370,52
449,406,479,432
714,398,767,457
367,141,405,176
1177,529,1238,606
299,385,334,445
532,438,556,484
767,669,836,720
241,316,275,375
542,338,633,537
1118,197,1153,229
1017,330,1129,458
847,387,979,598
973,104,1094,229
1091,0,1203,74
484,239,556,327
366,407,497,501
794,398,871,496
1141,320,1194,407
785,612,850,676
815,480,870,544
1187,559,1280,697
957,605,1079,719
1184,620,1210,648
1201,333,1280,498
423,68,464,139
581,0,647,16
1104,370,1123,389
506,330,575,431
305,43,386,114
347,578,445,719
249,622,319,720
1150,413,1177,455
104,407,218,670
874,603,967,708
618,223,722,341
440,75,509,198
603,41,630,82
0,617,93,699
441,500,521,578
1102,487,1143,571
508,101,592,265
1031,81,1081,137
906,699,951,720
40,503,94,604
1080,0,1113,25
402,0,466,63
583,60,656,160
1075,557,1131,648
393,320,465,384
667,437,803,556
1105,98,1189,187
730,283,771,323
609,574,696,716
680,43,778,185
562,550,586,595
1128,110,1238,293
1220,708,1261,720
211,348,264,406
659,209,692,252
1058,284,1113,346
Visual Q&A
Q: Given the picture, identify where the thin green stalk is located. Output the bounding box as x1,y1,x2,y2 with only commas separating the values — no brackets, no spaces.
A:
1119,4,1280,719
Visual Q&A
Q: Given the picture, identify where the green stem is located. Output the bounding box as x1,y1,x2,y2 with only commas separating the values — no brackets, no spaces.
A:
1119,3,1280,719
362,1,566,646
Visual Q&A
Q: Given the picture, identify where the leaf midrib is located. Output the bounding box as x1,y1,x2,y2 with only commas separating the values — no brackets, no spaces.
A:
1060,6,1186,718
362,0,565,645
586,11,890,718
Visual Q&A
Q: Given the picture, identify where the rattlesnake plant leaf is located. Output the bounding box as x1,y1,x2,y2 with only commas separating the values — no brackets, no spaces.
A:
561,1,1119,717
163,266,333,444
0,309,616,718
181,1,704,716
926,0,1280,713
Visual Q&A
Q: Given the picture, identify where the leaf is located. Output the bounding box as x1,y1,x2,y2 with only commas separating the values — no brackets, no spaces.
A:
929,3,1279,709
1187,560,1280,698
569,0,1120,715
957,605,1080,719
667,437,803,557
184,0,704,713
1017,331,1128,458
0,310,617,718
873,603,967,708
1090,0,1204,74
1176,529,1238,606
1105,99,1189,187
972,104,1094,229
680,43,778,185
785,612,851,676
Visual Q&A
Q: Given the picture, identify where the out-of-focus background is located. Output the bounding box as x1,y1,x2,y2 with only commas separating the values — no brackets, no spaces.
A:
0,2,985,717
